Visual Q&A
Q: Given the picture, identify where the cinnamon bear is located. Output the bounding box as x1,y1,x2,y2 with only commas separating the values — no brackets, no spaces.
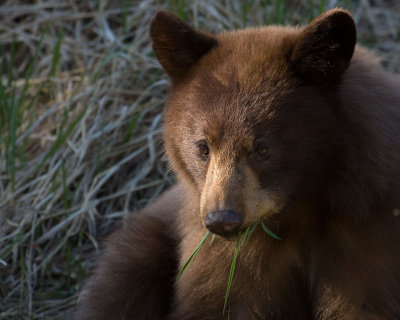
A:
76,9,400,320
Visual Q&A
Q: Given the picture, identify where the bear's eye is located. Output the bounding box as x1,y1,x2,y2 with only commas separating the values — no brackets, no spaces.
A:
197,141,210,160
255,145,269,158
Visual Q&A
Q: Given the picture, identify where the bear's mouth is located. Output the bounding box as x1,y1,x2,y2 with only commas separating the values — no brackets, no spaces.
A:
213,220,281,242
213,233,239,241
211,222,257,242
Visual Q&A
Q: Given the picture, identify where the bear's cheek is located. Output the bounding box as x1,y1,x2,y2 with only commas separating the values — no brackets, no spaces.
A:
241,165,285,224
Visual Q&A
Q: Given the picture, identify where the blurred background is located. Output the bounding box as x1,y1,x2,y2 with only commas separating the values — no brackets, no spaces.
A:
0,0,399,319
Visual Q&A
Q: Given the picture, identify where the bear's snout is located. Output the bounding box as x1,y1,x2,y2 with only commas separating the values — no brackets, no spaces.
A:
204,210,243,238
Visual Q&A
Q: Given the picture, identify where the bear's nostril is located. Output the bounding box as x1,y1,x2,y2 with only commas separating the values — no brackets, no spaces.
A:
205,210,243,237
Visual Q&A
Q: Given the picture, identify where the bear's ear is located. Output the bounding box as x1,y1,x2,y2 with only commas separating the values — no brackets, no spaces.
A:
150,10,217,80
290,9,356,84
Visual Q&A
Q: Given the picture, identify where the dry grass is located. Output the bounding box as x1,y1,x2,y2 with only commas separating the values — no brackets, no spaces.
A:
0,0,398,319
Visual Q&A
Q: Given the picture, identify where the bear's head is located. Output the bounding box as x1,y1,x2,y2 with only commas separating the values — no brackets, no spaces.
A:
150,9,356,238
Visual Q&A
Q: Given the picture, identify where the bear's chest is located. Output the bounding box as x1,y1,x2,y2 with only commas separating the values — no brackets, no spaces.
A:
176,229,313,319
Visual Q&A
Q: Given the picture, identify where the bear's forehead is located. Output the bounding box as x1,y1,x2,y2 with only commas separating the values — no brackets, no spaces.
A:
184,26,300,116
217,27,299,58
203,26,300,89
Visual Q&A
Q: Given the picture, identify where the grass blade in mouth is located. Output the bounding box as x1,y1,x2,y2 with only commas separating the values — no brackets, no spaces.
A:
223,231,244,314
261,220,281,240
223,223,280,312
243,222,258,245
210,233,216,246
240,227,249,246
177,222,280,313
176,231,210,282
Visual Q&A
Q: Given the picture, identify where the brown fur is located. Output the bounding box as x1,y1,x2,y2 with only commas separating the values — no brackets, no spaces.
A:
76,9,400,320
75,186,181,319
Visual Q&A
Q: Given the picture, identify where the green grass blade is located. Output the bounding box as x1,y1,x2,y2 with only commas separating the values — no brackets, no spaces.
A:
177,0,187,21
176,231,210,282
7,35,16,86
275,0,285,24
0,47,5,131
242,0,249,27
261,220,281,240
240,226,250,246
223,231,242,314
190,237,206,265
318,0,326,15
248,222,258,237
210,233,216,246
22,27,46,98
35,108,86,174
50,30,63,77
244,222,258,244
124,112,140,143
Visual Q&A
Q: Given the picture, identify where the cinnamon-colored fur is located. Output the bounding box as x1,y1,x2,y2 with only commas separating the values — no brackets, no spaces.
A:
76,9,400,320
76,186,181,319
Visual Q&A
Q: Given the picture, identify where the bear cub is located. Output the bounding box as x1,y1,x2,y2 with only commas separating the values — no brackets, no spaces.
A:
76,9,400,320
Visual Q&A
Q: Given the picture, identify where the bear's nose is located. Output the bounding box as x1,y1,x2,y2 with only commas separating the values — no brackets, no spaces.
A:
205,210,243,237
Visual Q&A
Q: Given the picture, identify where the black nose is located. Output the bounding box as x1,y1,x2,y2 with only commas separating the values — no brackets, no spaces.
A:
205,210,243,237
